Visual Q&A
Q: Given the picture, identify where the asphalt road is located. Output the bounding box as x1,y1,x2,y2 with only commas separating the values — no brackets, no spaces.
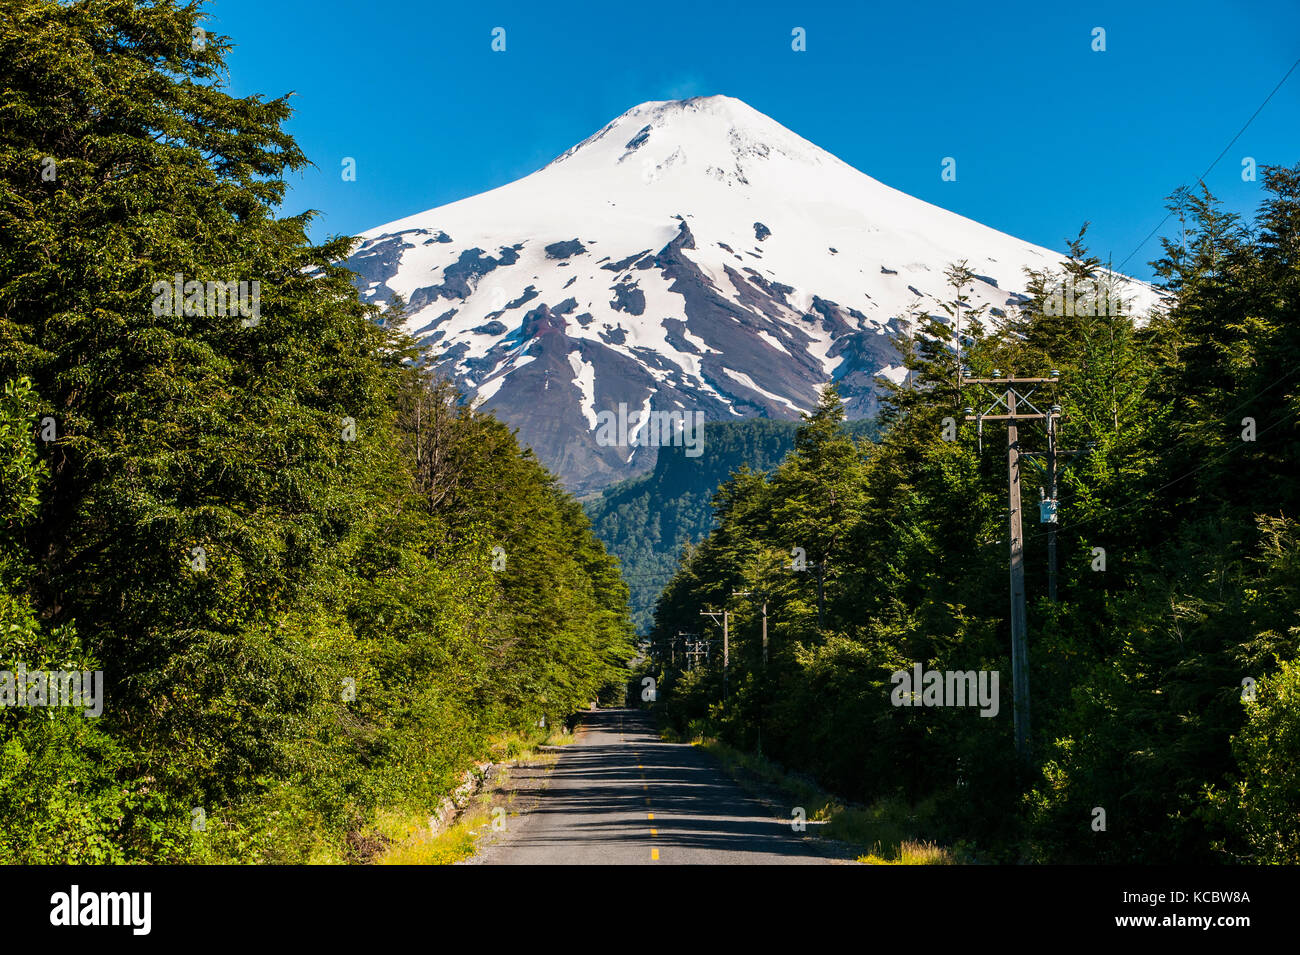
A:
471,708,841,865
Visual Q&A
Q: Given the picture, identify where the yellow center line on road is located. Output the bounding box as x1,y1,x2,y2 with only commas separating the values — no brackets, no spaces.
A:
650,828,657,836
647,812,654,820
651,848,660,861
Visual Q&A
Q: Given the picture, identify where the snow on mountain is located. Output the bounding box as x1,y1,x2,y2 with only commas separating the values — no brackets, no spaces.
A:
345,95,1158,493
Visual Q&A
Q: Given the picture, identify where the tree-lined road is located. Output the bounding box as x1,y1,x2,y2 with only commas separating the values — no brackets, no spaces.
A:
471,709,843,865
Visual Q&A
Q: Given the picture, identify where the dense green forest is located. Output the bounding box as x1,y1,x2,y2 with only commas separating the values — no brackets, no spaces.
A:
0,0,633,863
586,419,878,632
3,0,1296,870
648,179,1300,864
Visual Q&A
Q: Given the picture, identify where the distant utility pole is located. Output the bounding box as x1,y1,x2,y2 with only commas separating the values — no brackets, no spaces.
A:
686,639,707,670
673,631,692,669
700,609,730,699
683,634,709,671
964,370,1063,765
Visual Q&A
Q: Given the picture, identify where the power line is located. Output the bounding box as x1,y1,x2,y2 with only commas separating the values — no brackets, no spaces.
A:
1025,412,1294,547
1116,54,1300,273
997,53,1300,408
1041,359,1300,515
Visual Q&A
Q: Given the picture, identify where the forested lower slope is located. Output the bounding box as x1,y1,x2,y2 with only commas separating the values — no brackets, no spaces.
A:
586,419,879,633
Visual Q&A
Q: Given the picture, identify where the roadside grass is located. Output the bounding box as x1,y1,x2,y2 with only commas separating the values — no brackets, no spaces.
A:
492,728,577,759
681,733,958,865
374,725,577,865
860,840,953,865
374,804,486,866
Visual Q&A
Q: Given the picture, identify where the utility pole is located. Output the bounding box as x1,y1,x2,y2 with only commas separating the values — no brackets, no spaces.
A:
673,631,696,670
965,371,1063,765
1006,387,1029,765
1022,400,1080,604
683,634,708,671
1045,419,1057,602
700,609,730,700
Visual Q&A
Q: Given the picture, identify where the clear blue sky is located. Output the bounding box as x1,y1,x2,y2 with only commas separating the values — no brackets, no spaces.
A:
210,0,1299,282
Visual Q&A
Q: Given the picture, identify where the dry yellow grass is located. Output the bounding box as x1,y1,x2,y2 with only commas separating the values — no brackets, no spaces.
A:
376,806,493,866
374,726,574,865
860,839,954,865
688,736,960,865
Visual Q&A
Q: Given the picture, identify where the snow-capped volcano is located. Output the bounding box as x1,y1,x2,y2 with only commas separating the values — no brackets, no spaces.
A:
346,95,1155,493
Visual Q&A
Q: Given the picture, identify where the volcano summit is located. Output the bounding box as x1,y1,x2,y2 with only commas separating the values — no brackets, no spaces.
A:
346,95,1152,492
